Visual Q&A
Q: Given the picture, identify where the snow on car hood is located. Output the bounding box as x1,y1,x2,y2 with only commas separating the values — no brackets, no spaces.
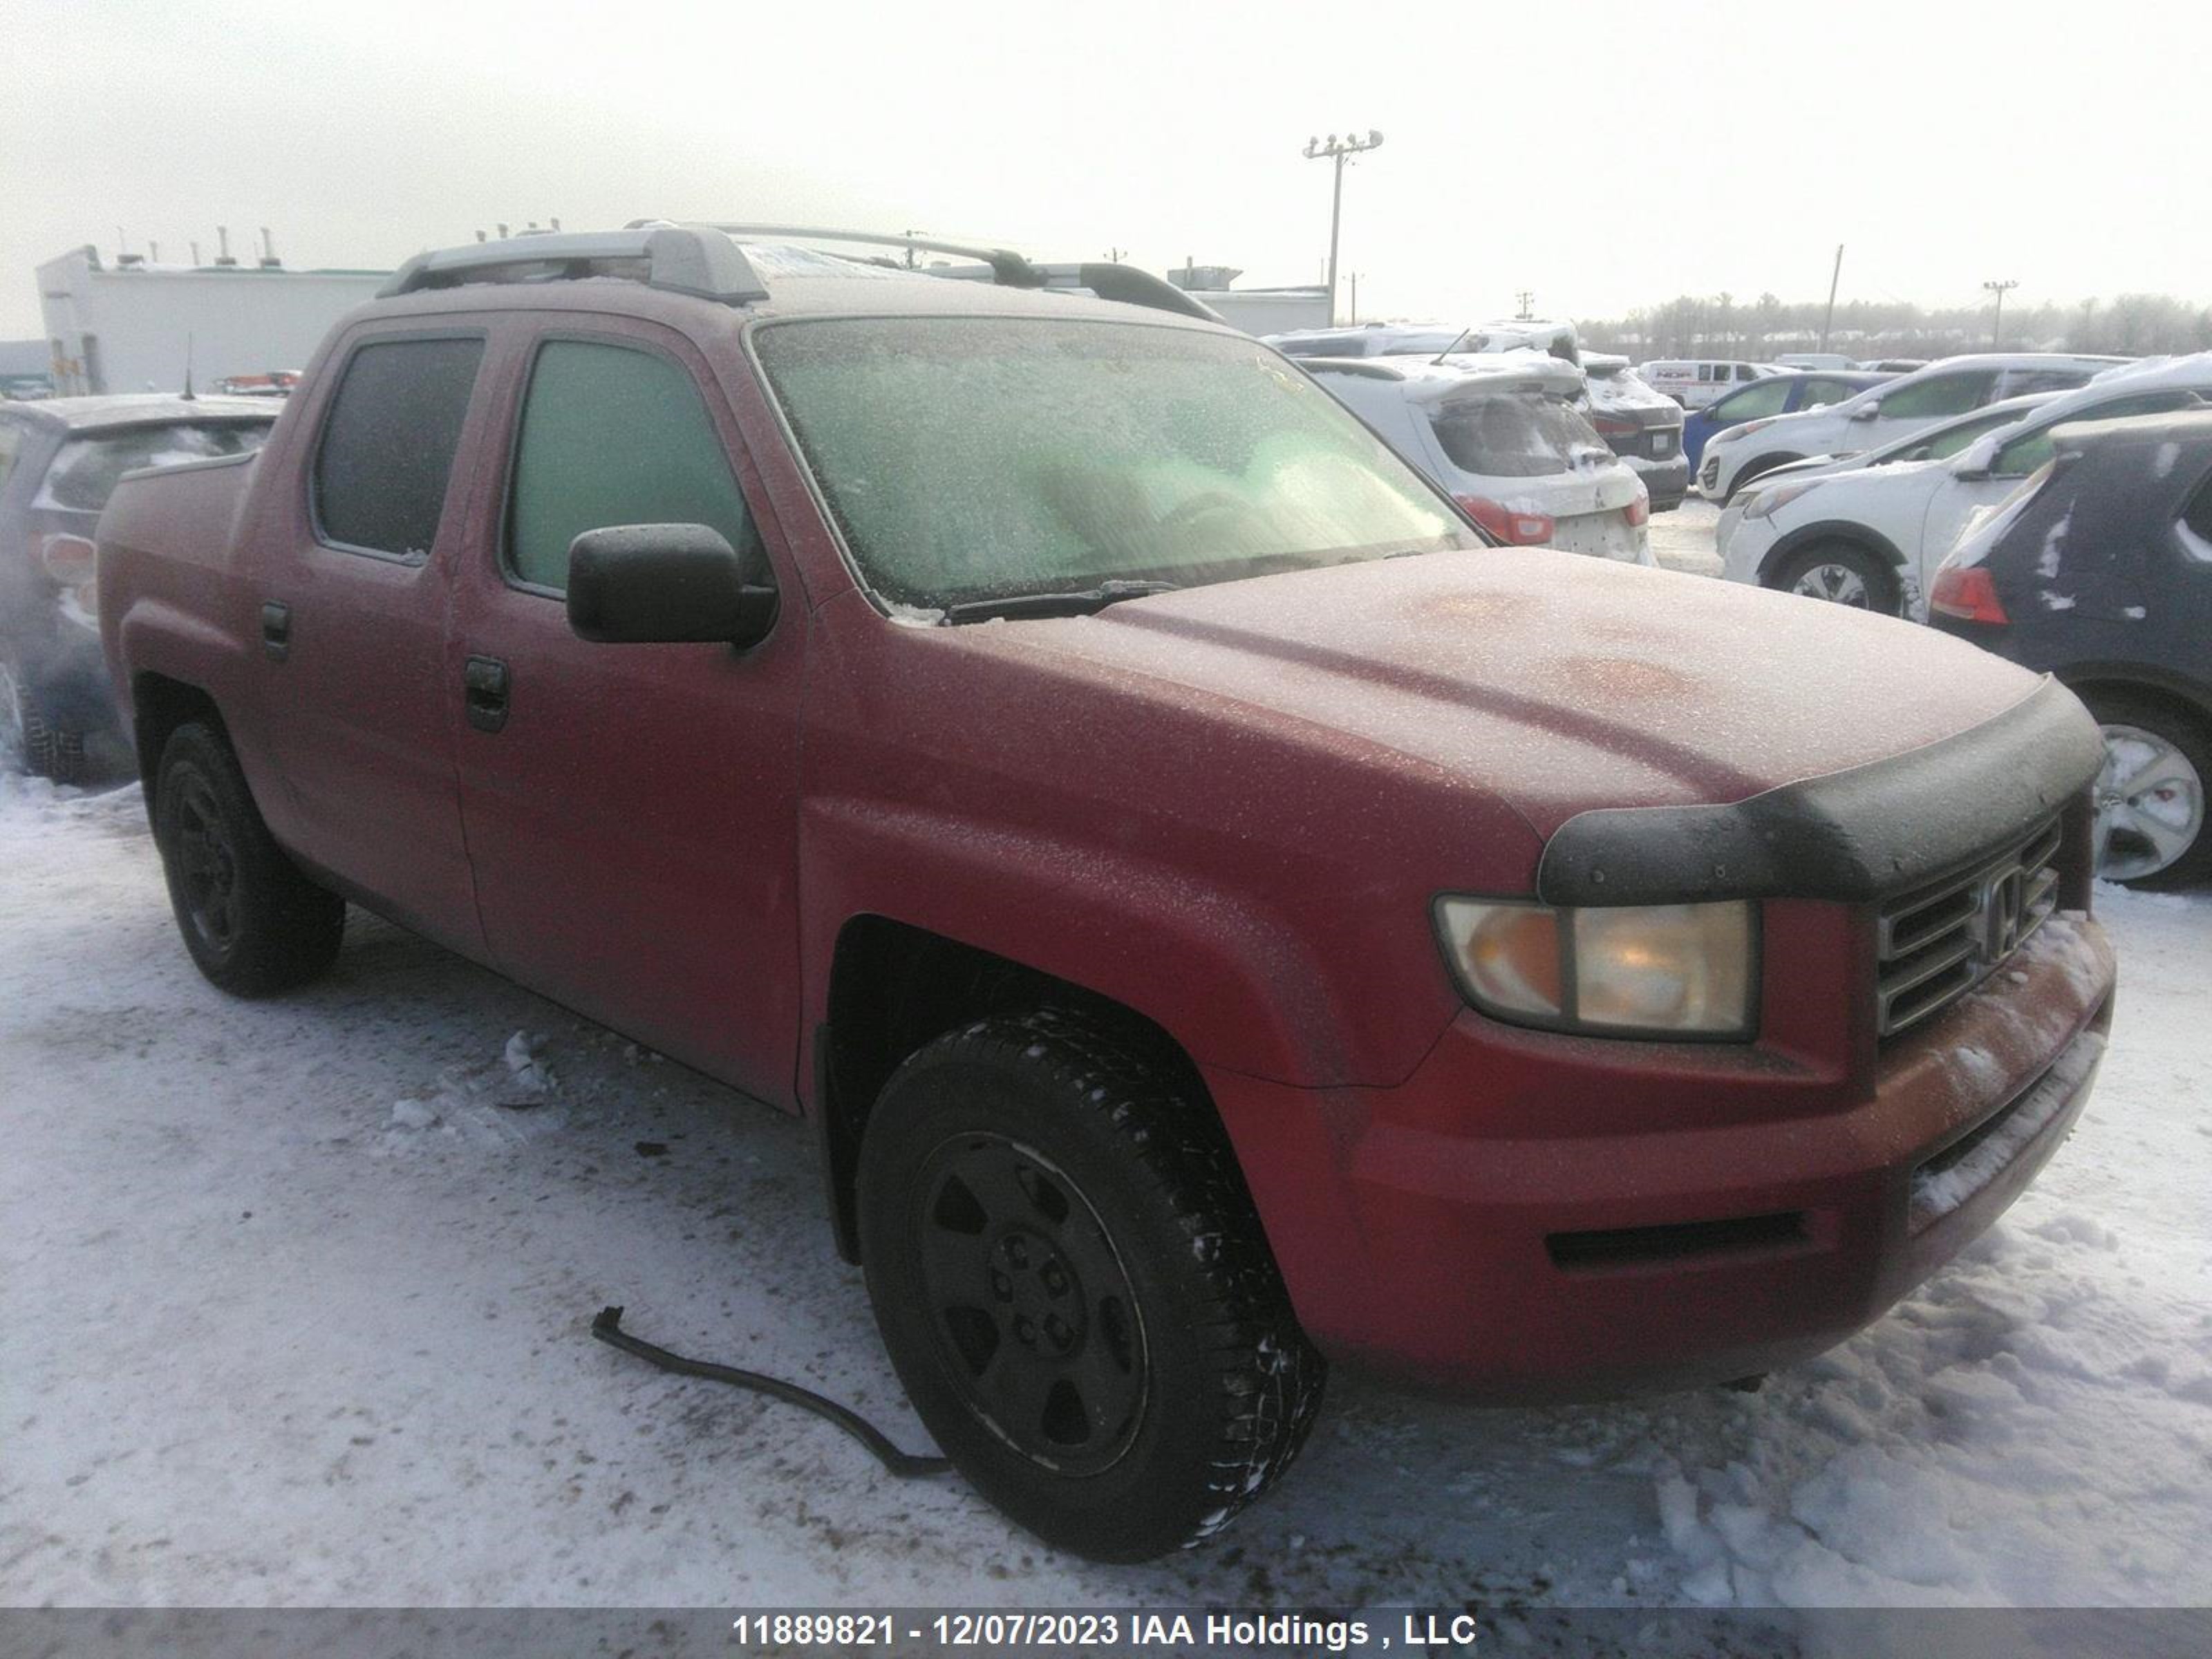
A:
966,549,2046,836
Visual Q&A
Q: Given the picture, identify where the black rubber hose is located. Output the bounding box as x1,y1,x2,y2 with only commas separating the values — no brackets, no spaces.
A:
589,1306,953,1479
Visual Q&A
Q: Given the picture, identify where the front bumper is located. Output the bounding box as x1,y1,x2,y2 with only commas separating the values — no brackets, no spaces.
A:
1716,501,1771,585
1206,909,2115,1401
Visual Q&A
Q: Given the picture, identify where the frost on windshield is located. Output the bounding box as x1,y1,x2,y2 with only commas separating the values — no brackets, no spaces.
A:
755,317,1468,611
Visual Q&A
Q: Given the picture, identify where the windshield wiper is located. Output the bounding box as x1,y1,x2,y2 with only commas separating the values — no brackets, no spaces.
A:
942,579,1180,624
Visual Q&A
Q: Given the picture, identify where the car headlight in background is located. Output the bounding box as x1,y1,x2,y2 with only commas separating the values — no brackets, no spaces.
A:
1714,418,1776,447
1742,482,1819,521
1434,897,1757,1038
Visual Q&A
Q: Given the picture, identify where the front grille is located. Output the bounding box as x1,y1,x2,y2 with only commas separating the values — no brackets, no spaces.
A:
1875,818,2062,1039
1698,453,1721,491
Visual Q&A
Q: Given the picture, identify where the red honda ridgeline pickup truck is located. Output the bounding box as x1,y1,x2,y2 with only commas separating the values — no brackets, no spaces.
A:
95,225,2117,1560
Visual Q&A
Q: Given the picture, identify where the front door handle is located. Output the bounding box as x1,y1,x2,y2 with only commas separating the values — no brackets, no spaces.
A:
261,601,291,662
464,655,510,733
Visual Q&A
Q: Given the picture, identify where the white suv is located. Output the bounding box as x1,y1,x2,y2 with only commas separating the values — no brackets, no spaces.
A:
1716,355,2212,617
1304,353,1651,563
1696,353,2128,505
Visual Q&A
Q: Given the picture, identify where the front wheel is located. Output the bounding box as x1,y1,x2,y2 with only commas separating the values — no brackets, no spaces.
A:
153,722,346,994
856,1011,1323,1561
2080,691,2211,888
1772,541,1900,615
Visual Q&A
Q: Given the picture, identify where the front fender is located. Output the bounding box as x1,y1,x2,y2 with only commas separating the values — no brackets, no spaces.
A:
796,795,1452,1095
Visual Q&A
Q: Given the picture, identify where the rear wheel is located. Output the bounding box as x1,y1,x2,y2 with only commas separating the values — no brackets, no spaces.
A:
2079,691,2211,888
1772,541,1901,615
856,1009,1323,1561
152,722,346,993
0,653,91,783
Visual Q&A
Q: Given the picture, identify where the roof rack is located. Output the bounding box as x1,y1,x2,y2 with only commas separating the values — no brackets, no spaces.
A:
646,222,1222,323
378,221,1221,324
379,226,769,305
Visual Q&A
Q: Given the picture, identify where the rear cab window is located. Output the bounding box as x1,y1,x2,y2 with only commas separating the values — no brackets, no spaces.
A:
312,336,485,559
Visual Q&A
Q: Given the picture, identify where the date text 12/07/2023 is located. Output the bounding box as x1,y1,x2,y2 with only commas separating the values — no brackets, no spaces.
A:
727,1612,1484,1650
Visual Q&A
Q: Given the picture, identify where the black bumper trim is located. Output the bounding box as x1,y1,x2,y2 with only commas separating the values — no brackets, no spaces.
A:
1536,677,2104,907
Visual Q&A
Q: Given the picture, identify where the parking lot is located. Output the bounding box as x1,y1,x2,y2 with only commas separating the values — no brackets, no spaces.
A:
5,500,2207,1613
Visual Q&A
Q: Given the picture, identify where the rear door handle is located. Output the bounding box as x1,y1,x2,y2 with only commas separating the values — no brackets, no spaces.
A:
464,655,510,733
261,601,291,662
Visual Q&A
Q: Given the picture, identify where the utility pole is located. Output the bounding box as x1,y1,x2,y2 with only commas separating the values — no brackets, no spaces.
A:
1983,279,2019,348
1515,289,1534,321
1303,129,1384,326
1819,243,1844,353
1348,272,1358,323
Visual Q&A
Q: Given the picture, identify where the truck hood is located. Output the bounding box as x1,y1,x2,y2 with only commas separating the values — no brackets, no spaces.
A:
973,549,2047,838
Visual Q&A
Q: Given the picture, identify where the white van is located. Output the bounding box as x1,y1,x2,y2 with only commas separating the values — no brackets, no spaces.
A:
1638,359,1781,409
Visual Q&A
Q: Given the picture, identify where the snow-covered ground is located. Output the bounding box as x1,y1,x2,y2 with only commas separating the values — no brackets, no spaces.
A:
3,664,2209,1612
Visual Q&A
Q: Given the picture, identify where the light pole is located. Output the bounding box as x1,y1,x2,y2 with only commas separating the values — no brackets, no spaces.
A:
1304,129,1383,326
1983,279,2019,348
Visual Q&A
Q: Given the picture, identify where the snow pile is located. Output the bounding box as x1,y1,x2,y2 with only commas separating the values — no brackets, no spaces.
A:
382,1031,568,1151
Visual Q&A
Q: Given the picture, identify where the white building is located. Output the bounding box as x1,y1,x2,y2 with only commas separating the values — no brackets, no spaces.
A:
35,245,390,395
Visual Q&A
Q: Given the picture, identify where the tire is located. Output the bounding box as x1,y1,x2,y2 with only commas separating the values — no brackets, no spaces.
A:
1771,540,1901,615
151,722,346,994
856,1009,1324,1561
2077,689,2212,890
0,653,92,784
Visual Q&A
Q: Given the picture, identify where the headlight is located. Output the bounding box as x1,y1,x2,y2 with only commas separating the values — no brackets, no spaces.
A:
1742,481,1817,521
1716,418,1775,446
1434,897,1756,1038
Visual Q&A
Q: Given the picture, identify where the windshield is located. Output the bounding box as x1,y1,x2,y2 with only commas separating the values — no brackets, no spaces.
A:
755,317,1470,614
1430,394,1611,479
35,421,272,512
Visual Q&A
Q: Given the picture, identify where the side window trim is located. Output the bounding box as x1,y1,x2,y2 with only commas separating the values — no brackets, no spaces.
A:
496,328,765,602
307,326,490,566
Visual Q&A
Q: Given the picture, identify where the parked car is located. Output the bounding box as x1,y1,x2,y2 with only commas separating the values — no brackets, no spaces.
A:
1696,353,2128,505
1857,358,1930,374
210,371,303,397
95,223,2117,1562
1717,357,2212,617
1774,353,1853,371
0,394,275,779
1635,358,1783,409
1723,394,2059,500
1932,409,2212,886
1580,353,1688,512
1682,369,1891,472
1303,353,1651,560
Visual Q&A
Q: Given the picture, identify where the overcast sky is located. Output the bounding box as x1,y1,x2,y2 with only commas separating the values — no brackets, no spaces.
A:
5,0,2207,340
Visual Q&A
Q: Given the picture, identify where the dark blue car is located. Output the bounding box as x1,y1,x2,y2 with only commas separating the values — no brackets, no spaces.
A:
1931,409,2212,888
1682,371,1891,472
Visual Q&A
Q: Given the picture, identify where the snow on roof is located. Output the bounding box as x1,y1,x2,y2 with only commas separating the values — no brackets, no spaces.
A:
8,393,281,431
1304,348,1584,402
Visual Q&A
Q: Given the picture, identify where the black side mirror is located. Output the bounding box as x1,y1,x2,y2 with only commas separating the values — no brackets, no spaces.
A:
565,524,778,647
